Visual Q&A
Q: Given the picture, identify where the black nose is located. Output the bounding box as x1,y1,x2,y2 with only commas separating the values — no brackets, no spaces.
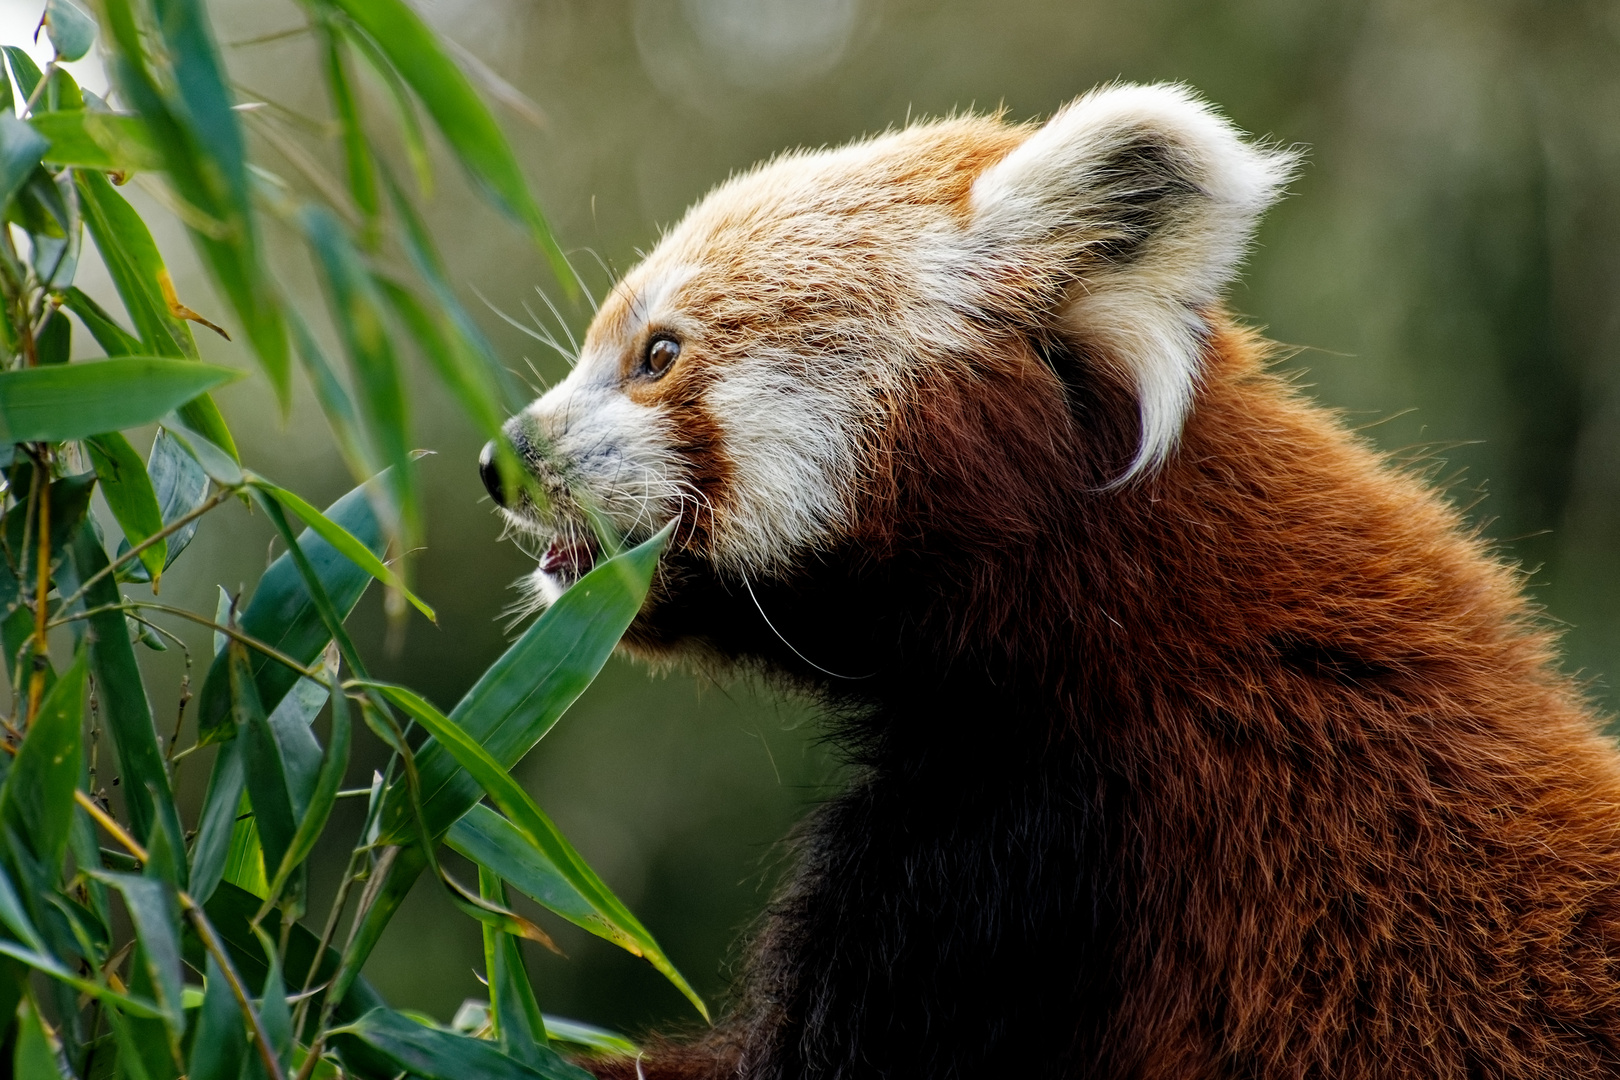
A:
479,441,506,507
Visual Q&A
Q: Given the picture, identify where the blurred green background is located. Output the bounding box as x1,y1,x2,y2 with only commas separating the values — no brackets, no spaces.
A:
25,0,1620,1041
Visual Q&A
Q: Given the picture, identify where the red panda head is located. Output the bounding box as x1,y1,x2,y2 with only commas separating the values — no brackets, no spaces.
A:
489,84,1295,673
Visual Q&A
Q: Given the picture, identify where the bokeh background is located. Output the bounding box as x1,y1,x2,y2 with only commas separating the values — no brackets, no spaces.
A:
14,0,1620,1041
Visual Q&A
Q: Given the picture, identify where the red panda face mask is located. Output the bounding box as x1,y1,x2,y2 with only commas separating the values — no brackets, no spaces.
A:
488,85,1293,639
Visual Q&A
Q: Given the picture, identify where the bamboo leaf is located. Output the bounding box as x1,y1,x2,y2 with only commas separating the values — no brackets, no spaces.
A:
30,109,160,171
75,169,199,360
34,309,69,366
88,873,185,1037
230,638,297,886
394,525,670,838
333,1008,591,1080
68,522,183,853
188,737,247,903
193,473,385,742
61,285,141,355
322,0,569,284
0,113,48,208
187,952,248,1080
366,680,706,1019
299,204,417,546
248,477,434,621
0,649,86,866
13,994,68,1080
117,427,210,583
320,22,378,222
0,357,239,443
260,683,349,909
44,0,96,61
86,433,168,583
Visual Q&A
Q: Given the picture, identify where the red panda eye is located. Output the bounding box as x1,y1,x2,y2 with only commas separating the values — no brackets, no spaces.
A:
644,336,680,377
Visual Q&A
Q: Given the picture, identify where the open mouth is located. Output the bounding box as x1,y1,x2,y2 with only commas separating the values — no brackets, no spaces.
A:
538,534,598,585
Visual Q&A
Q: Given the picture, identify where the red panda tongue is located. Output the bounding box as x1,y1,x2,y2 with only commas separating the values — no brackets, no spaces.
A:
539,536,595,580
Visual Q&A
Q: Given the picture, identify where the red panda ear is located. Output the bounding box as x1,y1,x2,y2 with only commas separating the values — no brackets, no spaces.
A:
968,84,1298,480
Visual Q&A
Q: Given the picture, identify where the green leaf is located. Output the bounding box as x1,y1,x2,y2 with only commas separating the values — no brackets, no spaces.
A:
368,678,705,1019
448,806,607,955
221,796,268,899
86,872,185,1036
230,639,297,886
195,880,387,1023
35,308,70,366
285,310,369,479
333,1008,592,1080
0,113,48,209
2,48,42,104
192,474,384,739
188,733,244,904
0,650,86,866
248,477,434,621
300,205,417,545
345,26,431,194
13,995,68,1080
480,870,553,1071
145,0,291,403
323,0,569,284
61,286,141,356
19,168,81,292
118,427,210,582
31,110,160,171
75,169,198,360
0,357,239,443
76,168,241,458
396,525,670,838
260,682,348,911
45,0,97,62
321,22,378,222
68,522,183,857
538,1016,637,1058
87,433,168,583
187,953,248,1080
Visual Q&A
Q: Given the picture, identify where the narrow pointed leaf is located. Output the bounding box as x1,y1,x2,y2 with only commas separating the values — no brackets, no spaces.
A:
118,427,210,582
394,525,669,837
0,113,47,208
188,952,248,1080
14,995,68,1080
367,679,705,1018
261,686,348,908
188,736,245,903
248,478,433,621
87,433,167,582
333,1008,591,1080
0,357,239,443
0,650,86,865
194,474,385,739
322,0,568,282
62,286,141,356
68,523,182,854
90,873,185,1035
300,205,416,545
30,110,158,171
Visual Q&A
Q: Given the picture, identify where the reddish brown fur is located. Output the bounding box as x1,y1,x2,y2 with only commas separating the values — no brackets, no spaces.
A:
589,317,1620,1079
516,100,1620,1079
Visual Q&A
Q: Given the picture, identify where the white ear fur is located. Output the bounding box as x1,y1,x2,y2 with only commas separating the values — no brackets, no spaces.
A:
969,83,1297,480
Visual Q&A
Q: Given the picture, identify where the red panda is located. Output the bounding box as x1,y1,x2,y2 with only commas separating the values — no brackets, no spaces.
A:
480,84,1620,1079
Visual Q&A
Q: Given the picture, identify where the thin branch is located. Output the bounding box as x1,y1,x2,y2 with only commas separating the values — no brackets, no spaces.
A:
50,600,328,685
53,484,240,616
77,789,289,1080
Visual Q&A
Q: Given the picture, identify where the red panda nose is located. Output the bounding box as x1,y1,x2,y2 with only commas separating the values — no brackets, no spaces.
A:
479,441,506,507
